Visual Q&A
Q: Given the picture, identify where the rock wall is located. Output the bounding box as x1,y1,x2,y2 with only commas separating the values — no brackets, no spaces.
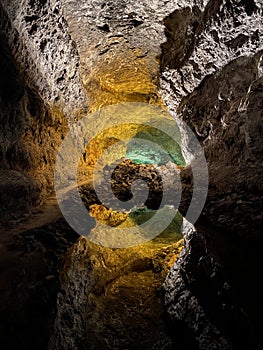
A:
0,0,263,349
0,0,87,224
161,1,263,348
0,0,86,113
160,0,263,236
0,29,67,223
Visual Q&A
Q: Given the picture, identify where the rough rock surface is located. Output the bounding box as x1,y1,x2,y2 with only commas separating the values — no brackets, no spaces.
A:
160,1,263,348
160,0,263,236
0,2,71,223
0,0,86,113
163,220,263,349
0,38,69,224
0,0,263,349
49,234,183,350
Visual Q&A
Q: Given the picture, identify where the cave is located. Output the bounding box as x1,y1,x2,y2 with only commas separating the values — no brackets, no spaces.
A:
0,1,262,349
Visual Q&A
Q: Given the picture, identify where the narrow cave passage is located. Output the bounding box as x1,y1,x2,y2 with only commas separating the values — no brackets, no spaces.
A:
0,46,191,349
45,33,193,347
1,0,262,349
51,100,189,348
0,2,193,345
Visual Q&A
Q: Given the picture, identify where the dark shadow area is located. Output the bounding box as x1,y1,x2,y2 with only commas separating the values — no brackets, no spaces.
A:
0,218,79,350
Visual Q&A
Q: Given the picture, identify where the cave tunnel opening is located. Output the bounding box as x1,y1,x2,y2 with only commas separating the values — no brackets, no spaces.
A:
1,0,262,349
51,104,191,350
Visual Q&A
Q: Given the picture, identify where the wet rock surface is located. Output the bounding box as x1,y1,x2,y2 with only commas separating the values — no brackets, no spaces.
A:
163,220,263,349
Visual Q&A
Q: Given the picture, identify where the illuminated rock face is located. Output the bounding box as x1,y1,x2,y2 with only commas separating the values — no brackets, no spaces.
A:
160,0,263,237
1,2,186,349
160,1,263,349
48,235,183,349
0,0,263,349
0,35,69,222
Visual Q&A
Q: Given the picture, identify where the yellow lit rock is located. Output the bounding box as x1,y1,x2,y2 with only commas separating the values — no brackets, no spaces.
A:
83,48,161,112
61,49,186,337
89,204,128,227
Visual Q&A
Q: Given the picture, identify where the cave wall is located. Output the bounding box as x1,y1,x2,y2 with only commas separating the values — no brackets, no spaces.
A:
0,0,263,349
160,0,263,236
2,0,261,231
0,0,86,112
161,1,263,348
0,0,87,224
0,0,180,223
0,29,67,223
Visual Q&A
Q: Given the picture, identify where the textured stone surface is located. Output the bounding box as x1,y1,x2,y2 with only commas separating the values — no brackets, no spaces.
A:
49,235,183,350
163,219,263,349
0,0,86,114
160,1,263,348
0,216,79,349
0,3,71,223
160,0,263,236
0,45,68,225
0,0,263,349
161,0,263,107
